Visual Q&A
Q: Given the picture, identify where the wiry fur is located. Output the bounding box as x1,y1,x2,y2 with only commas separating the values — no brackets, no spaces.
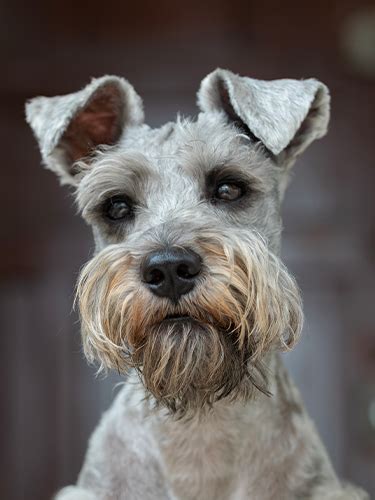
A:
26,69,369,499
77,229,302,415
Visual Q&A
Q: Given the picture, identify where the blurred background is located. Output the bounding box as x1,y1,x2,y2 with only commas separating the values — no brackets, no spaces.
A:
1,0,375,498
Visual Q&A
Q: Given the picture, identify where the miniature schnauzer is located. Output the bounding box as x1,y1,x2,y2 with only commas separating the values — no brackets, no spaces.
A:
26,69,368,499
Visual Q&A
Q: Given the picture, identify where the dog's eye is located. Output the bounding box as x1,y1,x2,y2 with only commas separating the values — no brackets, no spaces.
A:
104,196,131,221
215,183,243,201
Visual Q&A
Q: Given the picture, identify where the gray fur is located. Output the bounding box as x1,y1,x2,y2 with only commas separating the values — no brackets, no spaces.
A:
26,69,368,500
25,75,144,185
198,68,330,166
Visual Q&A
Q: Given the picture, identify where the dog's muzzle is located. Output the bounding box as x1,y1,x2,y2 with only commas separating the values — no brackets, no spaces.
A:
77,230,303,415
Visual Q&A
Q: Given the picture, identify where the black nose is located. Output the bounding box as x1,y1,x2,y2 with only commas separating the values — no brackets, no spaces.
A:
141,248,202,302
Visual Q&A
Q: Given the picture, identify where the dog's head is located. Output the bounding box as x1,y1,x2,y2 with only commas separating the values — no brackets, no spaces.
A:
26,69,330,415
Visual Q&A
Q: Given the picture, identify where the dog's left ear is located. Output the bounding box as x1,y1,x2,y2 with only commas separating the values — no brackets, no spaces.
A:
197,68,330,168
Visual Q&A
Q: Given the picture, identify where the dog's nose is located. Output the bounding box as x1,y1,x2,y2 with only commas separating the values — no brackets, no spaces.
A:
141,248,202,302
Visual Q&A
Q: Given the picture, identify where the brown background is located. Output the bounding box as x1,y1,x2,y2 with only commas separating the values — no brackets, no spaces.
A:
1,1,375,499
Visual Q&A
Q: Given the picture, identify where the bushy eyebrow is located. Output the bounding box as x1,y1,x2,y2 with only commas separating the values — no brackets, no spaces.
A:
76,151,153,218
178,137,277,194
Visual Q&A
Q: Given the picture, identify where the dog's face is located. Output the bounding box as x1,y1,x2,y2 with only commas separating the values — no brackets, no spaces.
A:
26,69,330,415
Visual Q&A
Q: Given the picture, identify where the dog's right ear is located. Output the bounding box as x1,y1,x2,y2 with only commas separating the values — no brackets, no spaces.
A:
25,76,144,186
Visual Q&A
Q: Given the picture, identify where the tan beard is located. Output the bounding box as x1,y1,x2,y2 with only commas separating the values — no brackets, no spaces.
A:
130,317,267,416
77,231,303,415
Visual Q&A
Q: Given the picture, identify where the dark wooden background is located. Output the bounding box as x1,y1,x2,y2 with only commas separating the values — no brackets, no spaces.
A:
1,1,374,498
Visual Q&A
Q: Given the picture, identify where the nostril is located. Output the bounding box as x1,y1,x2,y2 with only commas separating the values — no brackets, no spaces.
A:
146,268,165,285
176,263,199,280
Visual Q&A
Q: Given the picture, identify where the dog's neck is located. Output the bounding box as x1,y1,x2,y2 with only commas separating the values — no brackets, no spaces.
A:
144,353,321,500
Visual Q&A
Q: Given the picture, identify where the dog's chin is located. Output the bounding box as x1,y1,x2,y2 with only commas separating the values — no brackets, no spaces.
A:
130,315,260,417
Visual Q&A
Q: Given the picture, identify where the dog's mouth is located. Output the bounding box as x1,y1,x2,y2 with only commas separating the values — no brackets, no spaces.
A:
157,313,217,335
157,313,208,330
162,313,195,323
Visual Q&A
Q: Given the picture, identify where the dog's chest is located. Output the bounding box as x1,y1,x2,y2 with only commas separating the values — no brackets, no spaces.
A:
156,407,252,500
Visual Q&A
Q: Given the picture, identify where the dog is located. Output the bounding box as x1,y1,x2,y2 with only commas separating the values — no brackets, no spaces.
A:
26,69,369,500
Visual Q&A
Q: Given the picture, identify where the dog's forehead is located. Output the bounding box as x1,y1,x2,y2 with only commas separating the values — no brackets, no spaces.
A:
120,112,235,159
120,122,177,155
77,111,283,252
109,112,278,190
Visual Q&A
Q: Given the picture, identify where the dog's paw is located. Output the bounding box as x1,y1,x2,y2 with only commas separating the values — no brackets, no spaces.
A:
313,484,370,500
54,486,97,500
336,487,370,500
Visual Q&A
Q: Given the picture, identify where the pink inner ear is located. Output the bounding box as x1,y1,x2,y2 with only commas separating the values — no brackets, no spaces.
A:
76,110,120,145
62,84,124,164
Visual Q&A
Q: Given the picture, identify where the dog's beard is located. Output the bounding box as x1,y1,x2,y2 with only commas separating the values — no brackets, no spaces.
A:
77,231,303,416
131,319,257,415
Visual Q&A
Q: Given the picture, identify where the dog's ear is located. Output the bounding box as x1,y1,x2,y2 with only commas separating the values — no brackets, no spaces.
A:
25,75,144,186
197,68,330,168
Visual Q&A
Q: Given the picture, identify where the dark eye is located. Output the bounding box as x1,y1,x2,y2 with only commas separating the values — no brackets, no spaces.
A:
104,196,132,221
214,182,243,202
